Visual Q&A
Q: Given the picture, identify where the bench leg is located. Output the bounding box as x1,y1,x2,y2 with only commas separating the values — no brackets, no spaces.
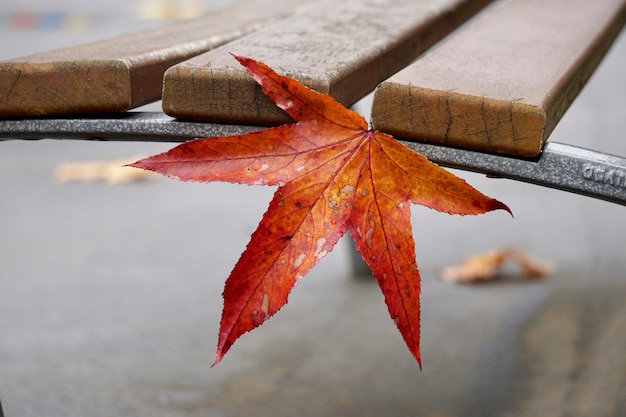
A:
347,235,372,277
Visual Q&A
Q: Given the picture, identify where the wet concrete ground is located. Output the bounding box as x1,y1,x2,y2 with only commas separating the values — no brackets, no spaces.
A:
1,2,625,416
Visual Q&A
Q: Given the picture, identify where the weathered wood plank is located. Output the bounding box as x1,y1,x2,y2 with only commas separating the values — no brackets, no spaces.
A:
0,0,309,117
162,0,493,125
371,0,626,157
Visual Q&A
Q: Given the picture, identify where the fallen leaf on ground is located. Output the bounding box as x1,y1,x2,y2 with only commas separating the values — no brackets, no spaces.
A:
129,54,511,367
55,156,160,184
440,247,554,283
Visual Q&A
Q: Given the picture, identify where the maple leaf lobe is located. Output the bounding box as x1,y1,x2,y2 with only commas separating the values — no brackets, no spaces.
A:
230,53,368,131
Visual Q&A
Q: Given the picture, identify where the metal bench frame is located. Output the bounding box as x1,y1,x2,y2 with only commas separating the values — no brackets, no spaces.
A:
1,112,625,205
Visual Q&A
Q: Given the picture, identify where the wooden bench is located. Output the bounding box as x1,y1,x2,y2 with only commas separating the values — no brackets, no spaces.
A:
0,0,625,204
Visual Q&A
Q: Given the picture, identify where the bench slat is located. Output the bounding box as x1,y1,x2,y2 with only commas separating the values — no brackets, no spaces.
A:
0,0,308,117
371,0,626,157
162,0,493,125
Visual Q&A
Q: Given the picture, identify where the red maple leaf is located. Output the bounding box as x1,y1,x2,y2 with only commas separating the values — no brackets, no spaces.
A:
130,54,511,367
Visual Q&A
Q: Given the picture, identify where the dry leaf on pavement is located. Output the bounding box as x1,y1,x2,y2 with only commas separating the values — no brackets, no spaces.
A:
54,156,160,184
440,247,554,283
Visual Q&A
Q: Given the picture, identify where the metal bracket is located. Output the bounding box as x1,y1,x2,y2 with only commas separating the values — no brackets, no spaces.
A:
1,112,624,205
401,140,626,206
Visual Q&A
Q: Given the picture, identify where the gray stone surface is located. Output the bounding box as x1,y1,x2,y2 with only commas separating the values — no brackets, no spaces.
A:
1,3,625,416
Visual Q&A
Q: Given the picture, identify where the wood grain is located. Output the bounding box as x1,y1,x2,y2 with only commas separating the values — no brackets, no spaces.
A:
0,0,309,117
162,0,493,125
371,0,626,157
